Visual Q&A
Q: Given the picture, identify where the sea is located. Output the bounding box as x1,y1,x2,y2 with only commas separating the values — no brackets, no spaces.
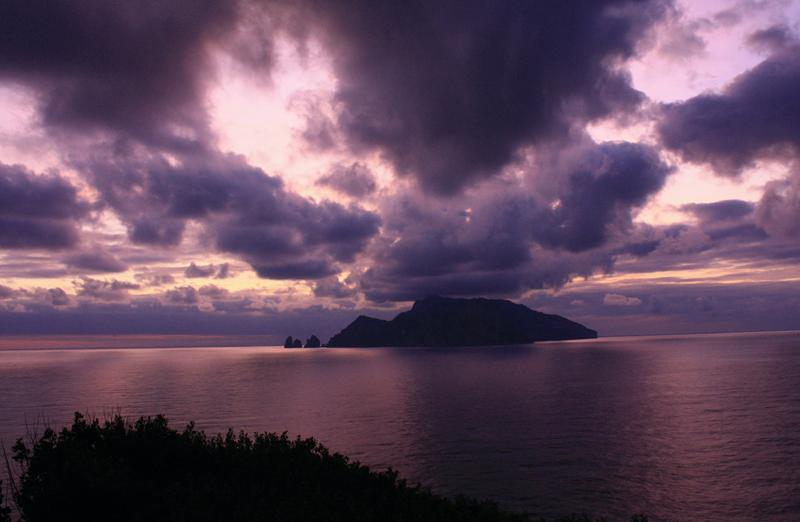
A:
1,331,798,521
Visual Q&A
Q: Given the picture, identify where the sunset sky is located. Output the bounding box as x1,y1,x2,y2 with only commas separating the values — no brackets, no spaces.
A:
1,0,799,340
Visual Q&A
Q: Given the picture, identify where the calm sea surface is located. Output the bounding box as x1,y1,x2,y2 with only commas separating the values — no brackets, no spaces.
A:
1,332,799,520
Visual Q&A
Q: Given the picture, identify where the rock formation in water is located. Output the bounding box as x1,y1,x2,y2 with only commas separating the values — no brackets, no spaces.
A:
327,296,597,347
304,335,321,348
283,336,302,348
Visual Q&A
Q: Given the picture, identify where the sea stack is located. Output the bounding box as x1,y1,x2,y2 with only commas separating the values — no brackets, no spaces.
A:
283,336,302,348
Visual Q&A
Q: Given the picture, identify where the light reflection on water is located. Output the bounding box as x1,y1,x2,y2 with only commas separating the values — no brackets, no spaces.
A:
1,331,799,520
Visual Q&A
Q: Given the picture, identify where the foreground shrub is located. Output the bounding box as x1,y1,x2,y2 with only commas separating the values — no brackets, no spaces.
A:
7,414,654,521
9,413,527,522
0,481,10,522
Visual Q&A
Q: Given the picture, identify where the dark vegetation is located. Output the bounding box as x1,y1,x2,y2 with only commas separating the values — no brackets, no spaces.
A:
0,481,10,522
327,296,597,347
2,414,652,522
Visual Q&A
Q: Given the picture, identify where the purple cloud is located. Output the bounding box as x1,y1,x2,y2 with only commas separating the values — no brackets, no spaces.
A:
658,41,800,174
79,152,380,279
0,0,253,151
75,277,139,301
355,139,670,302
184,262,216,278
0,163,88,249
288,0,668,194
165,286,199,305
64,249,128,273
316,163,377,198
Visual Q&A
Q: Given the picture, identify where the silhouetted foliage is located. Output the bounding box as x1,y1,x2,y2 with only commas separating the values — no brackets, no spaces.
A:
0,481,11,522
536,516,651,522
7,414,656,522
10,413,529,522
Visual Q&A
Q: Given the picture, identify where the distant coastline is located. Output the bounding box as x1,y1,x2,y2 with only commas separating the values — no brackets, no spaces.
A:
3,329,800,352
0,334,275,351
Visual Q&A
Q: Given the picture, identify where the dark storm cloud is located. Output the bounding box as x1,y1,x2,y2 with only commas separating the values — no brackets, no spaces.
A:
316,162,377,198
214,197,380,278
682,199,755,223
128,219,185,247
538,142,671,252
705,223,768,242
2,0,387,282
245,258,338,280
0,163,88,249
63,249,128,273
658,41,800,174
0,218,81,251
2,0,673,289
360,269,527,304
359,247,619,304
82,152,380,279
290,0,669,194
0,0,256,151
355,140,669,302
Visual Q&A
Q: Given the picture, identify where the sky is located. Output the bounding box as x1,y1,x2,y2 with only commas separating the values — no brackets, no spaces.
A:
1,0,799,340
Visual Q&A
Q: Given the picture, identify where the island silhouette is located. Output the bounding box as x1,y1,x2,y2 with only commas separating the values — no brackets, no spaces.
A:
326,296,597,347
